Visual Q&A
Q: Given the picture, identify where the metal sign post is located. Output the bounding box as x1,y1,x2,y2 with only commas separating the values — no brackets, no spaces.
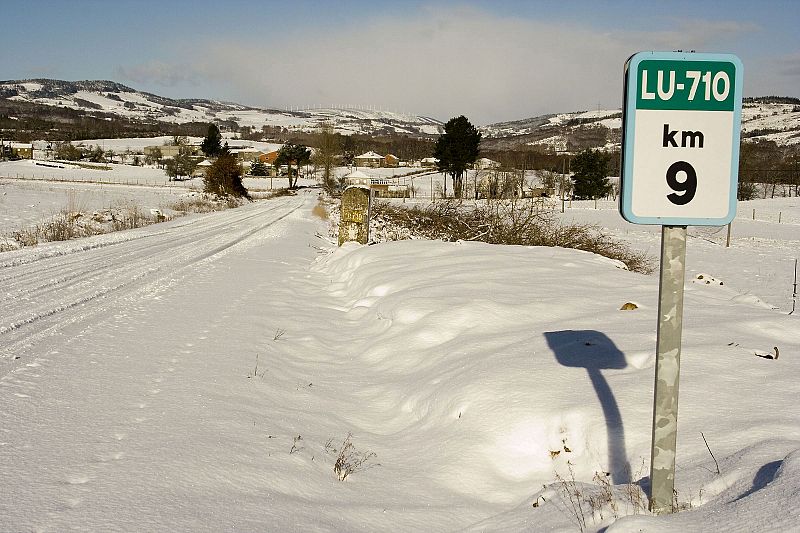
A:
620,51,743,514
791,258,797,315
650,225,687,513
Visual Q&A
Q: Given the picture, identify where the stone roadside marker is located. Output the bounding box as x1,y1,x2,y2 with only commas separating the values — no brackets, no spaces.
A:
338,186,371,246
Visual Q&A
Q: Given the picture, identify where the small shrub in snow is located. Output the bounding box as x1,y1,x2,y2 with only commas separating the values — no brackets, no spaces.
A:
267,188,296,199
325,433,377,481
111,206,149,232
246,354,265,379
312,201,329,220
168,193,248,213
547,460,650,532
168,195,221,213
1,203,166,252
289,435,304,455
11,228,39,248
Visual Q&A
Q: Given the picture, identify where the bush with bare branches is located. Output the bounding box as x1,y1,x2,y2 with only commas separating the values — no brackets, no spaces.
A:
371,200,654,274
324,433,378,481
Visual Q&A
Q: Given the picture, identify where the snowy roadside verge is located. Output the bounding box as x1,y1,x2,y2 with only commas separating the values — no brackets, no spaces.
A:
310,237,800,531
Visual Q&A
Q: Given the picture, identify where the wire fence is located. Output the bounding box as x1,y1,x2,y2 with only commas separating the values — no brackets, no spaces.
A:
0,173,203,190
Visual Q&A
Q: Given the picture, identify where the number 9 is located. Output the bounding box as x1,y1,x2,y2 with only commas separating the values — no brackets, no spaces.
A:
666,161,697,205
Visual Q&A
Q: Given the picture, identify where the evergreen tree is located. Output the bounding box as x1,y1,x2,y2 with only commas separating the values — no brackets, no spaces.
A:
148,146,163,168
275,143,311,188
434,115,481,198
201,124,223,157
341,135,356,166
87,145,105,163
204,152,250,198
571,149,612,200
54,142,82,161
249,160,268,176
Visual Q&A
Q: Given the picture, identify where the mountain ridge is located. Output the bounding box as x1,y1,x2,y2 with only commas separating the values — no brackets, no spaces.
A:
2,78,799,150
0,78,443,139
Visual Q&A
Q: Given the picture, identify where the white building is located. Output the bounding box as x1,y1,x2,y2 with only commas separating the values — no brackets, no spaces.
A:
474,157,501,170
353,151,384,168
344,170,390,195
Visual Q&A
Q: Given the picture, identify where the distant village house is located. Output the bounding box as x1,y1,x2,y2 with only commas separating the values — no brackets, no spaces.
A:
1,142,34,159
354,151,384,168
474,157,501,170
344,170,408,198
144,144,201,158
229,147,263,163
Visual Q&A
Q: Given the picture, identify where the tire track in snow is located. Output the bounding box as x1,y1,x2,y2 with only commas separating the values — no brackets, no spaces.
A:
0,196,306,375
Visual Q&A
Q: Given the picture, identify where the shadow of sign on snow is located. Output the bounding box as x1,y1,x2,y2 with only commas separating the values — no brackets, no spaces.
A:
545,330,631,484
734,460,783,502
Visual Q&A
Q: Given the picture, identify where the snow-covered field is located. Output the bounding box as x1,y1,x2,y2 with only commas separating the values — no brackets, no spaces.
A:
0,159,430,237
557,197,800,314
0,158,319,237
1,171,799,531
65,136,284,156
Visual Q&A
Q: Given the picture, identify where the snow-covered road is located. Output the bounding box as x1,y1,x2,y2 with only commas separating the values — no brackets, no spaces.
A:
1,194,306,371
1,192,328,531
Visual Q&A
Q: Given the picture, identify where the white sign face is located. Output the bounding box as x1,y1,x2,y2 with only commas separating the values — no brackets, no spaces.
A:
632,110,734,219
620,52,743,226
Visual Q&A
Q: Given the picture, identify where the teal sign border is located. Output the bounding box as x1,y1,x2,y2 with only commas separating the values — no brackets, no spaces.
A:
620,51,744,226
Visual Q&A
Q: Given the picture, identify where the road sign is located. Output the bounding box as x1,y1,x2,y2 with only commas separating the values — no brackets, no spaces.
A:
619,51,744,515
620,52,743,225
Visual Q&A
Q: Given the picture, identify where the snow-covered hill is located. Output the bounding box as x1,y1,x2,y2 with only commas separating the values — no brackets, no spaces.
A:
481,109,623,152
0,79,443,137
482,98,800,151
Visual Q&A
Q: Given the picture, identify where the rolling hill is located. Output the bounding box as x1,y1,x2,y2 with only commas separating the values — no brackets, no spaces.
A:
0,79,443,139
481,97,800,152
2,79,799,153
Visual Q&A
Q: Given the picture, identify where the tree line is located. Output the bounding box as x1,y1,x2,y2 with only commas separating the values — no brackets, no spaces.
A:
738,140,800,198
0,98,212,143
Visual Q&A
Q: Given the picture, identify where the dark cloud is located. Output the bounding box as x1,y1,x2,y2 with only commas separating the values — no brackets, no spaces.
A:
778,53,800,77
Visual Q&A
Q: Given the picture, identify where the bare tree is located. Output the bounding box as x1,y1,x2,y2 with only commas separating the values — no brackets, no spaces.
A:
314,122,340,192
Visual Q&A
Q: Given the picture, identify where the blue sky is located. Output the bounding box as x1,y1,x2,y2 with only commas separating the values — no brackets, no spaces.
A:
2,0,798,124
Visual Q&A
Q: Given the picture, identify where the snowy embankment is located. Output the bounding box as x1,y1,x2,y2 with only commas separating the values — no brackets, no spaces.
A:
1,191,798,531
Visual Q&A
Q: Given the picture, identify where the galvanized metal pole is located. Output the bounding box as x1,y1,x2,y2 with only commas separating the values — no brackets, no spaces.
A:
790,258,797,315
650,225,688,514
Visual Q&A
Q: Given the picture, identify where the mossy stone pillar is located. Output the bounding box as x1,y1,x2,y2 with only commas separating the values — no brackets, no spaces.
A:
338,186,371,246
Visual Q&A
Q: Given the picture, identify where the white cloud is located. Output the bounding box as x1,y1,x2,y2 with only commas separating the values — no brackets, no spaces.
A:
115,7,768,124
634,19,759,51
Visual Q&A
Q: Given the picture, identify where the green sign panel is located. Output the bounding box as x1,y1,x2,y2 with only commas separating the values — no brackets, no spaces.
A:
636,60,737,112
